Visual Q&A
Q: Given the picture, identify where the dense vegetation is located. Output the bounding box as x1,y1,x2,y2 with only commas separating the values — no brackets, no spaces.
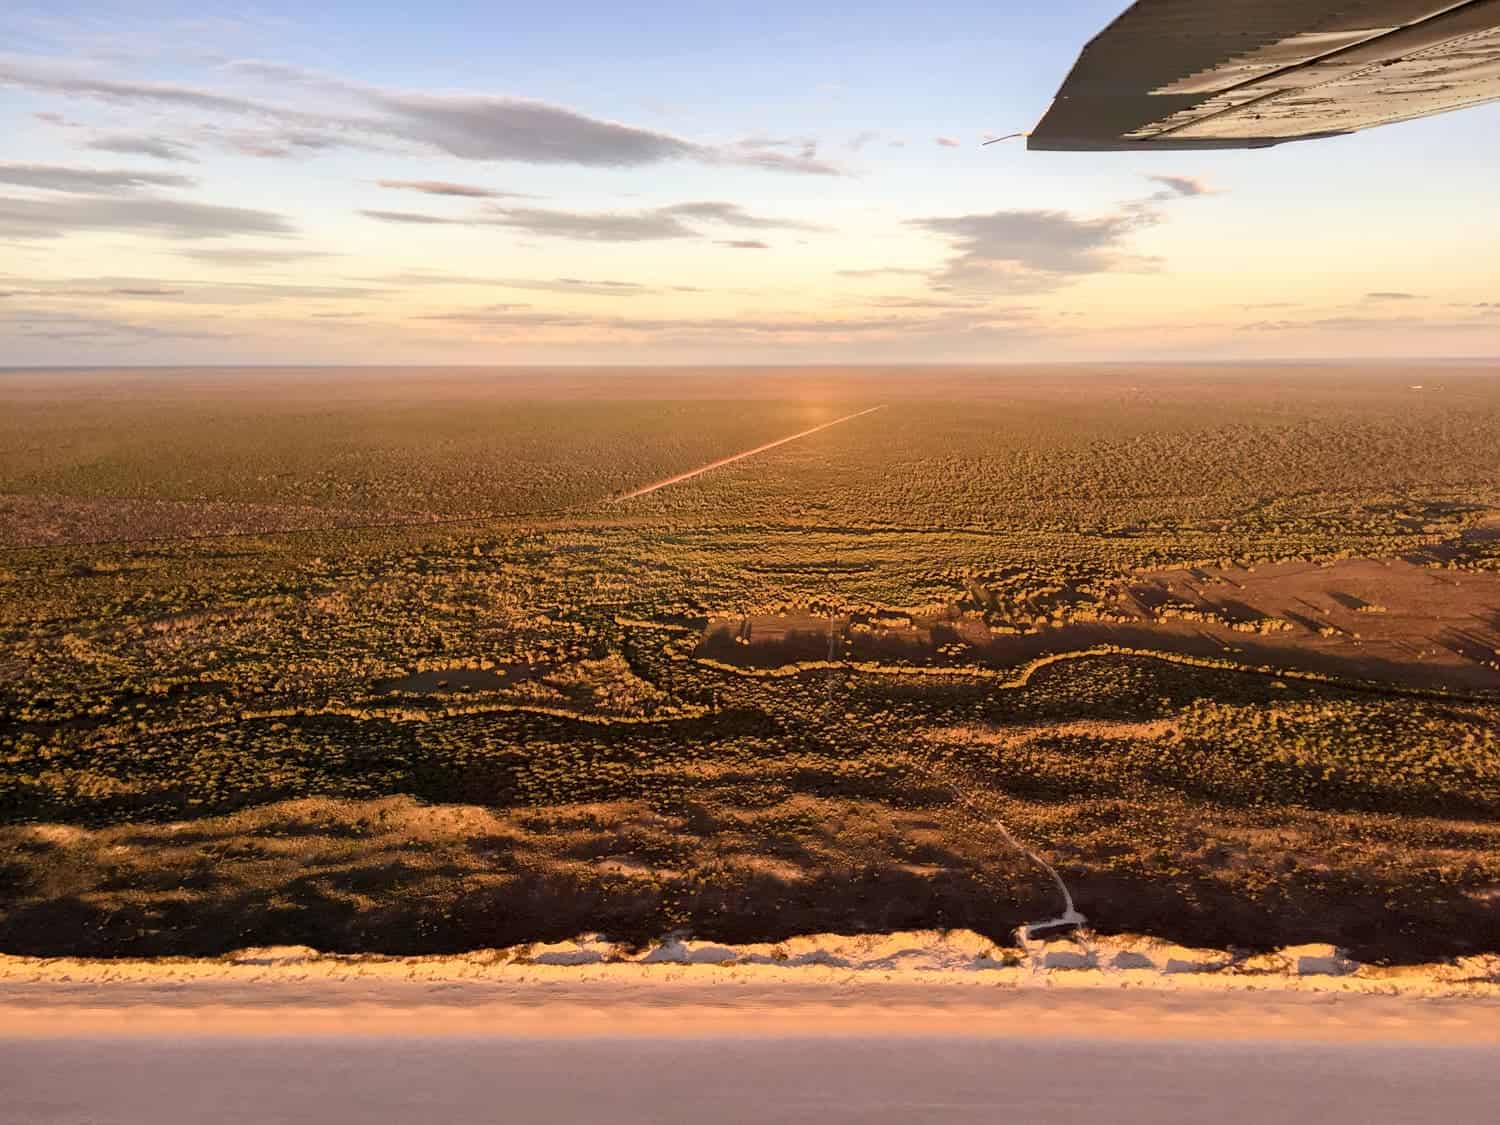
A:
1,366,1498,960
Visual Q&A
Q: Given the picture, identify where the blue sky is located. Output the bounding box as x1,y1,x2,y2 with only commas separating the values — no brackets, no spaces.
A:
2,0,1497,364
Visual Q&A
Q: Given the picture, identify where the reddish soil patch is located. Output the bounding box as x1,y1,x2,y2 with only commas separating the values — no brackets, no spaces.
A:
1120,557,1500,690
699,558,1500,693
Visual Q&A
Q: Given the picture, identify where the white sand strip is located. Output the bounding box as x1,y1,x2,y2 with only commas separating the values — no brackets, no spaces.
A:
4,930,1499,1043
5,978,1499,1045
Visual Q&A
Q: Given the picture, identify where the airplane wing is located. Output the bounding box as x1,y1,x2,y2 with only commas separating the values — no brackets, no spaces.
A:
1029,0,1500,150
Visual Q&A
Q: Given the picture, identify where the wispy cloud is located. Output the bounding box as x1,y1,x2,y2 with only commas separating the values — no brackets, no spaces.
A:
1241,314,1498,333
491,276,653,296
5,274,383,303
719,239,769,249
0,161,195,193
367,90,706,167
0,194,295,240
363,205,692,241
0,307,231,341
222,59,340,86
414,307,574,326
358,208,470,225
85,135,198,162
0,56,844,175
725,148,843,175
484,206,694,241
836,266,929,278
376,179,529,199
178,247,334,265
369,271,672,296
410,305,1038,341
722,136,843,175
1146,174,1224,198
217,127,352,159
661,201,823,231
840,267,930,279
935,136,961,148
356,200,821,243
862,295,988,310
1364,291,1420,301
0,57,267,114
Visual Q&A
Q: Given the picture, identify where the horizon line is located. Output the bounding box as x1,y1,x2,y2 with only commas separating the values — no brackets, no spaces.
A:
4,356,1499,374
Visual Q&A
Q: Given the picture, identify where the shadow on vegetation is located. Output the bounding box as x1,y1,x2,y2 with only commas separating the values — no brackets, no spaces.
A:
2,793,1498,965
699,582,1500,693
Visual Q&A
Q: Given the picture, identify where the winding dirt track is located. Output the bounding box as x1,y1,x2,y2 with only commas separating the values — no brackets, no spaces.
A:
607,405,886,502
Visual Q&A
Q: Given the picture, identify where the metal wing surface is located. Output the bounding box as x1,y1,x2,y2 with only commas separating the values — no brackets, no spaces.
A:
1029,0,1500,150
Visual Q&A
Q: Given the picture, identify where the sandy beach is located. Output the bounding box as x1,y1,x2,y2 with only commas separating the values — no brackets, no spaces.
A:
5,930,1500,1043
6,937,1500,1125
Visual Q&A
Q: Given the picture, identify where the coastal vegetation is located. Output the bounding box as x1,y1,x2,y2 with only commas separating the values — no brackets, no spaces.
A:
2,366,1498,960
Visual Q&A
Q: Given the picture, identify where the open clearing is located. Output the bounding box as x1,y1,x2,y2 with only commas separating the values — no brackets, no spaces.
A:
701,552,1500,692
2,365,1498,963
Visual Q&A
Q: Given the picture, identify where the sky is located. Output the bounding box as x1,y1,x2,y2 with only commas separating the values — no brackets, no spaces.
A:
1,0,1497,366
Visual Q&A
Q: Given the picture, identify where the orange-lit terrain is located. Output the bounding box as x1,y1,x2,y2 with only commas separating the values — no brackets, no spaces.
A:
2,365,1498,965
703,550,1500,691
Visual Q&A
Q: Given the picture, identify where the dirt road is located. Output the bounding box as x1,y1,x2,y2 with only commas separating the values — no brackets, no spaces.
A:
607,404,885,502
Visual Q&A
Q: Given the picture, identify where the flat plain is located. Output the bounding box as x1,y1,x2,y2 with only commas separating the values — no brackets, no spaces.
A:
2,364,1498,962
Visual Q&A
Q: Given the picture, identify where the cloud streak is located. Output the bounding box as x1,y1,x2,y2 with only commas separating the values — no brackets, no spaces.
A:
0,161,195,193
368,271,674,296
0,194,295,239
85,135,198,162
0,58,270,114
1146,174,1223,198
836,267,929,278
0,307,231,342
356,200,820,243
485,206,694,241
178,247,333,265
365,272,714,297
367,90,705,167
1241,314,1498,333
722,136,843,176
376,179,529,198
359,208,470,225
0,55,844,175
661,201,823,231
410,305,1039,342
4,274,383,304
